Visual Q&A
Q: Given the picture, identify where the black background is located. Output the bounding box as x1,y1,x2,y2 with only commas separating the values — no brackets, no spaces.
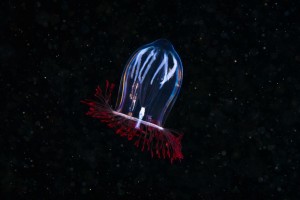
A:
1,0,300,199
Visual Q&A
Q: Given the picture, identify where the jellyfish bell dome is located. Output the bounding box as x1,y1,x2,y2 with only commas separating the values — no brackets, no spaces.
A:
116,39,183,128
82,39,184,162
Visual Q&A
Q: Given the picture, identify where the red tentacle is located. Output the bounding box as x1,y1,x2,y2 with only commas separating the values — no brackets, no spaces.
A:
81,80,184,163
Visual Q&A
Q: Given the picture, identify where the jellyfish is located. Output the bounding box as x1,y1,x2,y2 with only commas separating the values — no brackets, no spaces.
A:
81,39,184,162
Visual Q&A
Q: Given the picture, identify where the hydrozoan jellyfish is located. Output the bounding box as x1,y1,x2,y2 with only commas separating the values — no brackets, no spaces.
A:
81,39,183,162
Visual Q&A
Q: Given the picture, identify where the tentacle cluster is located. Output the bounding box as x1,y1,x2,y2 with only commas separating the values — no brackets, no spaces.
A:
81,81,183,163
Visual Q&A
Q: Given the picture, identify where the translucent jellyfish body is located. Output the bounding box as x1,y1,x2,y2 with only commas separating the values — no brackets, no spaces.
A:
82,39,183,162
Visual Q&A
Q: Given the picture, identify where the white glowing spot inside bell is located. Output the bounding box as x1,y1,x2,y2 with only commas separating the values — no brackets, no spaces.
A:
135,107,145,129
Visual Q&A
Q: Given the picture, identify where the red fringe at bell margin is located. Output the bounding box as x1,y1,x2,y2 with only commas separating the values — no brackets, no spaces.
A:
81,80,183,163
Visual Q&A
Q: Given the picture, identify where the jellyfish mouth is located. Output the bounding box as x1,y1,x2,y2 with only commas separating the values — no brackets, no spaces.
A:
112,111,164,130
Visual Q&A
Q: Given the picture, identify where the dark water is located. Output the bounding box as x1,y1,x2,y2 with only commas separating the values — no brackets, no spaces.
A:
1,1,299,199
